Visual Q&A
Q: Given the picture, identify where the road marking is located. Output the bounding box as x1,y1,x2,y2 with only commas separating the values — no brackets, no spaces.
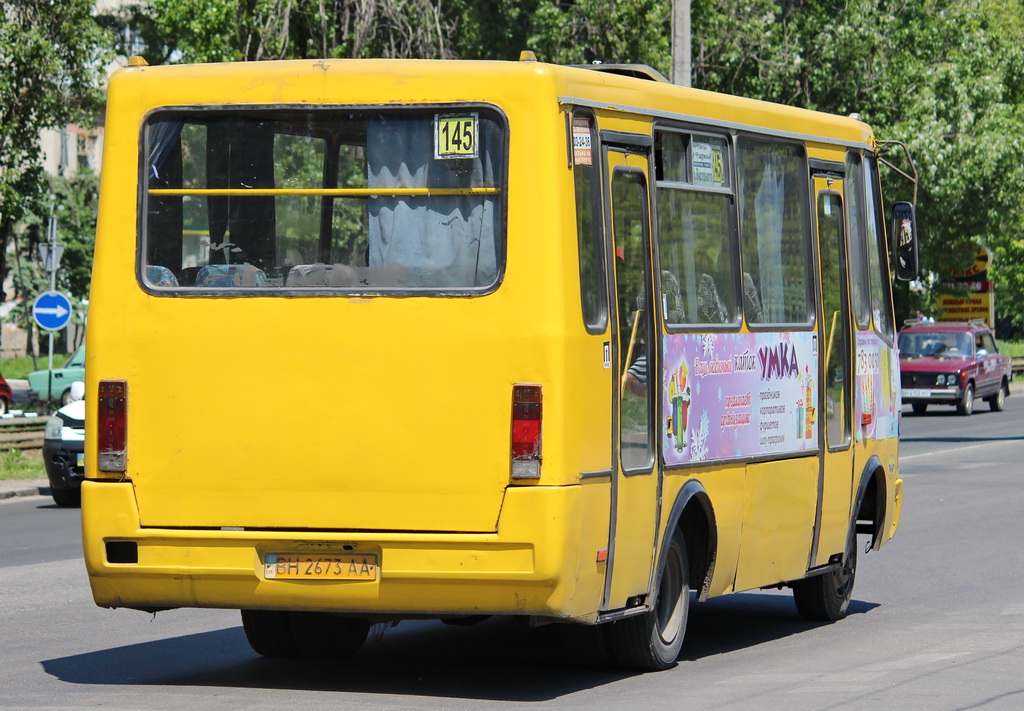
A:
900,441,1016,461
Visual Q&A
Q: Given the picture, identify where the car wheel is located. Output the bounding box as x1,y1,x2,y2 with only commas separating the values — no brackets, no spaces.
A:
60,388,74,407
956,382,975,416
51,488,81,508
0,396,7,415
987,382,1007,412
609,528,689,671
911,403,927,415
793,527,857,622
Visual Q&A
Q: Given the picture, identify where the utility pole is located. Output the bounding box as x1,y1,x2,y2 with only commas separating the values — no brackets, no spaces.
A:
672,0,692,87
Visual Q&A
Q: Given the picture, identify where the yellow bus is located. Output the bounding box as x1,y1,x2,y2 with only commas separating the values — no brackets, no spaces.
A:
83,54,916,671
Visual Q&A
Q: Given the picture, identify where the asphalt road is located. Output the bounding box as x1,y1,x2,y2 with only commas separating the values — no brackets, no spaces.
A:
1,397,1023,710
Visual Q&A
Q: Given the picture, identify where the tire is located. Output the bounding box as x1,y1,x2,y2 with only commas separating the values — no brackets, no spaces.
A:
793,528,857,622
60,389,74,407
51,488,81,508
956,382,975,416
289,612,371,658
609,528,689,671
241,609,301,658
911,403,927,415
0,396,7,415
987,382,1006,412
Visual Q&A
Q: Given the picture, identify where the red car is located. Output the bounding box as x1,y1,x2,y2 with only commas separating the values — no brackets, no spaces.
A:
0,373,12,415
899,319,1012,415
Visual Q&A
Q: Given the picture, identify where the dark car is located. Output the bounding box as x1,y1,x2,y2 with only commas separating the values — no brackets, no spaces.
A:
0,373,12,415
43,385,85,507
899,319,1012,416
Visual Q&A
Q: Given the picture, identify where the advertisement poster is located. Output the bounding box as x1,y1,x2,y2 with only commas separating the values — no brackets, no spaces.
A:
855,331,899,441
662,332,819,464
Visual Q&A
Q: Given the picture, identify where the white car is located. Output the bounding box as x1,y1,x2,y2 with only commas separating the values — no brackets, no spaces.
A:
43,381,85,507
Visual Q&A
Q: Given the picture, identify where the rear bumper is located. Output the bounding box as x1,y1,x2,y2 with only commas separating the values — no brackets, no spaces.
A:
82,481,596,621
43,440,85,492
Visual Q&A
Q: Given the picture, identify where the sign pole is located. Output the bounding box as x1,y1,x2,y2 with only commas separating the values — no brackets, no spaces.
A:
36,215,68,402
47,217,56,399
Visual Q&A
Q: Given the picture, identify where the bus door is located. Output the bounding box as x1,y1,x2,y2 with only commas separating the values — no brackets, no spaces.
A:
601,140,660,613
811,169,855,568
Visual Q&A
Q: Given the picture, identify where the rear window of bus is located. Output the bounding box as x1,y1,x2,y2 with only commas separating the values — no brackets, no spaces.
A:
140,107,506,293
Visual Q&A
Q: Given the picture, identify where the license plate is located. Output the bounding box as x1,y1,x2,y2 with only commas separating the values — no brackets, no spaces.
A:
901,388,933,399
264,553,378,581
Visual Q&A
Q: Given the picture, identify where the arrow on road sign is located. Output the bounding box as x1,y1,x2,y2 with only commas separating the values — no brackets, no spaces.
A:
35,304,69,318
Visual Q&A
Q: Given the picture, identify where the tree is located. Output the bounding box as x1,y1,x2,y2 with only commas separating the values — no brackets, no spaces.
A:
0,0,111,306
138,0,457,63
682,0,1024,325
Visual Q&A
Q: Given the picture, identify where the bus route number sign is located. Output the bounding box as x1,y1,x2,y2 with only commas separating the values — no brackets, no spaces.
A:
435,113,478,159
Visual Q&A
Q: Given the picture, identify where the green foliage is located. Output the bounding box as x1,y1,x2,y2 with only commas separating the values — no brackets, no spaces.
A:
0,0,111,302
140,0,458,63
527,0,671,73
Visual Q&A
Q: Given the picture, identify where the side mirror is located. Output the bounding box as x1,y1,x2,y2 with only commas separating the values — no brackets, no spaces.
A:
69,381,85,402
892,201,919,282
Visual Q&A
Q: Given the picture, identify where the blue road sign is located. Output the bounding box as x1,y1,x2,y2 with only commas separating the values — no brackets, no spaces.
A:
33,291,73,331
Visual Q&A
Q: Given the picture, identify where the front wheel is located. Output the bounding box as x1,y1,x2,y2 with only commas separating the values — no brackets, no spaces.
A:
956,382,975,416
609,528,689,671
792,528,857,622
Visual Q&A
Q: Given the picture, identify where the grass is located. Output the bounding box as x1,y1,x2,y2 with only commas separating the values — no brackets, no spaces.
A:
0,354,70,380
0,449,45,481
996,340,1024,358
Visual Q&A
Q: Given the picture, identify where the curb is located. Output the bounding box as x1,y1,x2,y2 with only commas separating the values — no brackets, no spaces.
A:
0,482,51,501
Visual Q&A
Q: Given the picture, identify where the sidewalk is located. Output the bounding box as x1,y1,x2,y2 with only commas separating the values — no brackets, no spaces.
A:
0,478,50,501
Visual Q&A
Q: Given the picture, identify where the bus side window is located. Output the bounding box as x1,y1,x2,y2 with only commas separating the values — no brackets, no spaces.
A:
654,128,739,329
572,111,607,332
737,138,813,326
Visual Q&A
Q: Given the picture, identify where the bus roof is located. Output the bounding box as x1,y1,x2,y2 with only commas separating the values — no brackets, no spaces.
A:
111,57,875,149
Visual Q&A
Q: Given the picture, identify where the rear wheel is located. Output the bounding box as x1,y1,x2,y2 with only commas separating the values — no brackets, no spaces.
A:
290,612,371,658
987,382,1007,412
956,382,974,416
609,528,689,671
793,528,857,622
911,402,927,415
241,610,300,657
241,610,371,659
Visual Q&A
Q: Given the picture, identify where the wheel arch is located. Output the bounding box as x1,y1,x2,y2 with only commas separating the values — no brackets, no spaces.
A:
656,479,718,602
854,455,887,553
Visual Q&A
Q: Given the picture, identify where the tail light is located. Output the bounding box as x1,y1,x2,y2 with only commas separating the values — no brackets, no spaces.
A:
511,384,542,479
98,379,127,472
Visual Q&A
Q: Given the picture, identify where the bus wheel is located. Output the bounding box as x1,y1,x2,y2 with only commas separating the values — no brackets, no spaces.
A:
610,528,689,671
956,383,974,416
241,609,301,657
290,612,371,658
793,529,857,622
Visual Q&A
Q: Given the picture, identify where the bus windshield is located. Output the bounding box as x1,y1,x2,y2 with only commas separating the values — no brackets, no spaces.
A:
142,107,505,292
